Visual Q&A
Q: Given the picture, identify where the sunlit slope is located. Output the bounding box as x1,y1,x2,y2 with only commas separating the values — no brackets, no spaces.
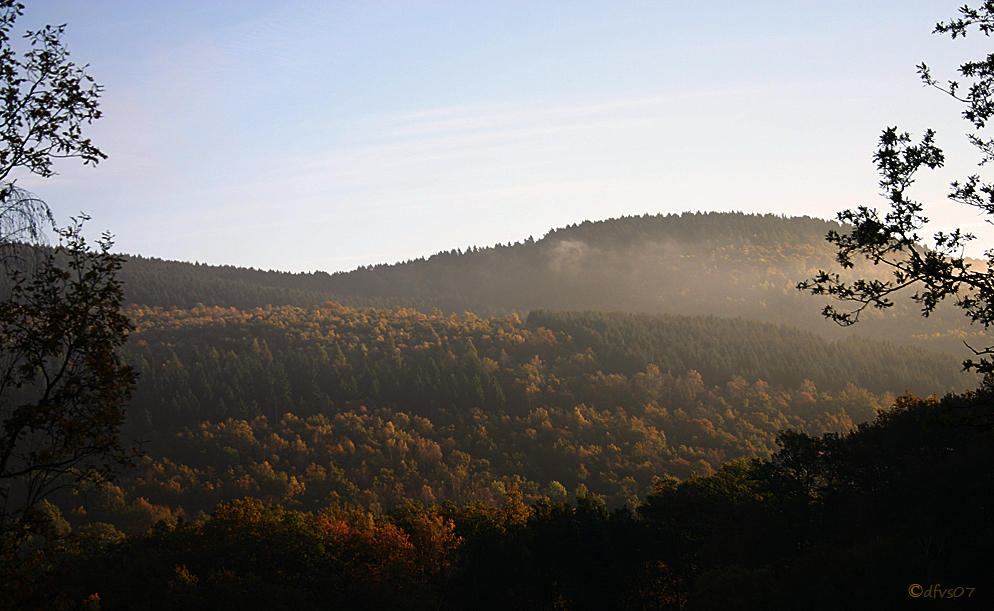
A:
111,301,970,514
526,309,973,395
124,302,970,436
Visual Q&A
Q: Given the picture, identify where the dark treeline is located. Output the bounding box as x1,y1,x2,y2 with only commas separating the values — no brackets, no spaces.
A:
52,392,994,610
120,255,443,313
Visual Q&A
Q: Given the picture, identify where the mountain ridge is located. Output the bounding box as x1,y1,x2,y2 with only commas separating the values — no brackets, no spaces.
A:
114,211,988,359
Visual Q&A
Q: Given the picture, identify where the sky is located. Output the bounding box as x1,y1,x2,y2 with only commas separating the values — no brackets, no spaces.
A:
10,0,994,273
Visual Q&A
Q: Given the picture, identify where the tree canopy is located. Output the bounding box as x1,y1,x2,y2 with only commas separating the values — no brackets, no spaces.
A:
800,2,994,373
0,3,133,607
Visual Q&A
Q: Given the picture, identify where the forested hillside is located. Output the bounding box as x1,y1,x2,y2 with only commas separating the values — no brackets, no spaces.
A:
526,310,970,392
42,211,971,533
8,0,994,606
38,300,969,538
23,212,988,609
115,212,990,358
19,219,988,610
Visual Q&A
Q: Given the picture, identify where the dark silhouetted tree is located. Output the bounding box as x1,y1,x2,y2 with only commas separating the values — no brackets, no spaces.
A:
799,3,994,374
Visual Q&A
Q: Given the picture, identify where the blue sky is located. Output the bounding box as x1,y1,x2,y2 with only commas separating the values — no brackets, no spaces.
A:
11,1,994,272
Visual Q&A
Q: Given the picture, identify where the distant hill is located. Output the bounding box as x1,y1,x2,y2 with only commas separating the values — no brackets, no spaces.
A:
116,211,990,359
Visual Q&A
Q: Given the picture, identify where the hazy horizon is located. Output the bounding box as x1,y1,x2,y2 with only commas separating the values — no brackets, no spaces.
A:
12,0,994,273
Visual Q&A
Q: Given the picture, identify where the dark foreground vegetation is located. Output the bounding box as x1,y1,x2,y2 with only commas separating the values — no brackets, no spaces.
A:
26,391,988,610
